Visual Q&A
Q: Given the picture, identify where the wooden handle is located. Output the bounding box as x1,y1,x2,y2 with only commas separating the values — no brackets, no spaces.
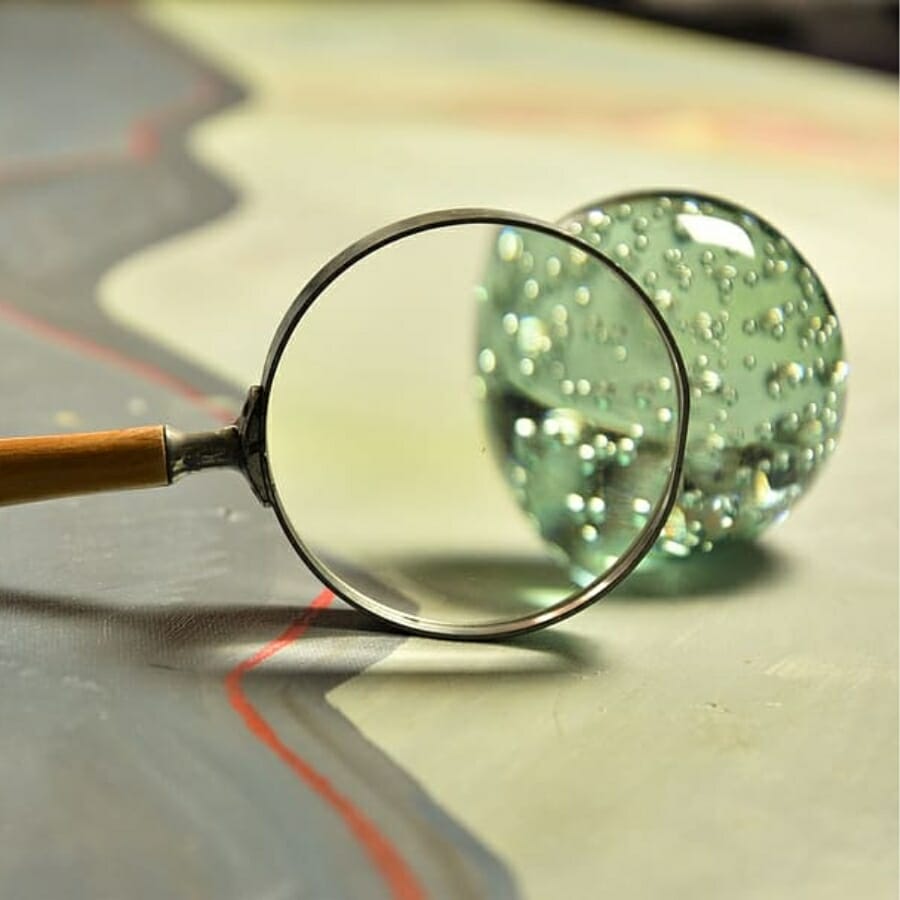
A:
0,426,169,506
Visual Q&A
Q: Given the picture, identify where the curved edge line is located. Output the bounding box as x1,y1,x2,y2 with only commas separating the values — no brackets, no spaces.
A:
224,588,426,900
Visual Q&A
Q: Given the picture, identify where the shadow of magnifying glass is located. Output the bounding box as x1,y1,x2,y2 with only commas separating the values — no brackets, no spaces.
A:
0,585,603,678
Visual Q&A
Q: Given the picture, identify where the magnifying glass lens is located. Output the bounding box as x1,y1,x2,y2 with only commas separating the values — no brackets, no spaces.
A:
265,219,685,636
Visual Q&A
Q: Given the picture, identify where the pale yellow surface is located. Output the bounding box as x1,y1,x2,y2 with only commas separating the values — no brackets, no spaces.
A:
104,4,898,898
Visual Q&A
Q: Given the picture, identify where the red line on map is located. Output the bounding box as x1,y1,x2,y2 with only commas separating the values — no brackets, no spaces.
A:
225,588,426,900
128,76,216,162
0,74,216,184
0,300,235,424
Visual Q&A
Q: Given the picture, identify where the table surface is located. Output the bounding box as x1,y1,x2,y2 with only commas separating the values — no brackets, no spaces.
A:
0,3,896,899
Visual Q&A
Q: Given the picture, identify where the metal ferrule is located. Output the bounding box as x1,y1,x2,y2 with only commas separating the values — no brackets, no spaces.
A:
165,426,244,481
163,387,272,507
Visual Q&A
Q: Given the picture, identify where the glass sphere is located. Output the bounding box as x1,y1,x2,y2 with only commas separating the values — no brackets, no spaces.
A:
479,192,848,569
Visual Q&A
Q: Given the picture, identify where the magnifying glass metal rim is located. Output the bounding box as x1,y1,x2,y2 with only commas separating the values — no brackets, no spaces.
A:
253,207,691,640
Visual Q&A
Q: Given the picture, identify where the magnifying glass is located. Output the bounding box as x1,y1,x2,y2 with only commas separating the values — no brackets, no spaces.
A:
0,210,689,639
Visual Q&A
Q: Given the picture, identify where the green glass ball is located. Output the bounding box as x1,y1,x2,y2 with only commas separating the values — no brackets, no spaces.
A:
479,192,848,568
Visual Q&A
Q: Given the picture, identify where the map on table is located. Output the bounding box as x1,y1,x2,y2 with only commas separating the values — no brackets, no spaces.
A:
0,4,895,899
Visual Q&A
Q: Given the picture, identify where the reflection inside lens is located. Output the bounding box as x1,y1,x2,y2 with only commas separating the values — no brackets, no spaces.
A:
265,220,683,633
